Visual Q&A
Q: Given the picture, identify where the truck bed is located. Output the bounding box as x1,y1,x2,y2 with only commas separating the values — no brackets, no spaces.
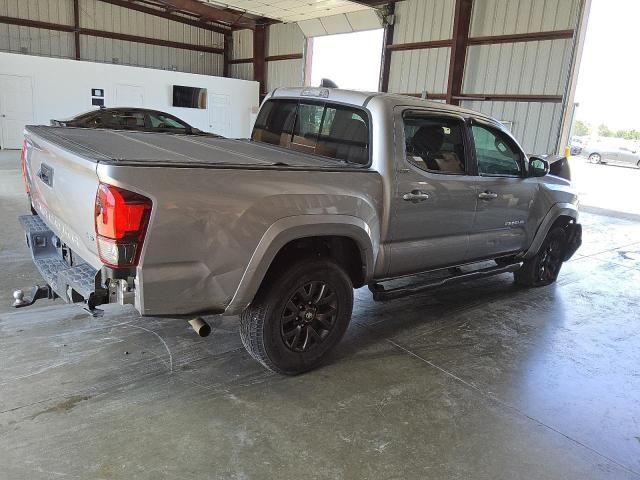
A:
26,126,366,169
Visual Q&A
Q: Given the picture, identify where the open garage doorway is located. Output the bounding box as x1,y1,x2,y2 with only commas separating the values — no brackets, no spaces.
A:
568,0,640,219
306,29,384,91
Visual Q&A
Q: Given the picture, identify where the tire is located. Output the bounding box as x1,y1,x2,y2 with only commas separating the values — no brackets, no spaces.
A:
515,226,568,287
588,153,602,164
240,258,353,375
636,160,640,169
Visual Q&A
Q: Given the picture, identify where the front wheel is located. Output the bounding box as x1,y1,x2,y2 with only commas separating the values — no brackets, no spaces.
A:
240,258,353,375
588,153,602,164
515,226,568,287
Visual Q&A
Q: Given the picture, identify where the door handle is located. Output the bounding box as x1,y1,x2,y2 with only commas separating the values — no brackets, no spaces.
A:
403,190,430,202
478,191,498,200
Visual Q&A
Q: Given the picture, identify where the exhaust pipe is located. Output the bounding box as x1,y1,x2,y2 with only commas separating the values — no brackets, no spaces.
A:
188,317,211,337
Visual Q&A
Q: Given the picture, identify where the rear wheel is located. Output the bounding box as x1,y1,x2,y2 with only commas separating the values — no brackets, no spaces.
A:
588,153,602,164
515,226,568,287
240,258,353,375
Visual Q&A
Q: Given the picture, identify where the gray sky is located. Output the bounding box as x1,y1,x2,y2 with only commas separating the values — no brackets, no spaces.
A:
574,0,640,130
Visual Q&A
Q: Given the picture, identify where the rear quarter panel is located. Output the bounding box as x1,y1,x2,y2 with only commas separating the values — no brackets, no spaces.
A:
96,164,383,315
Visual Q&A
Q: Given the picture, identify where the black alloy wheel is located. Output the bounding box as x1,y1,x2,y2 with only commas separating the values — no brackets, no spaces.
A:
280,281,338,352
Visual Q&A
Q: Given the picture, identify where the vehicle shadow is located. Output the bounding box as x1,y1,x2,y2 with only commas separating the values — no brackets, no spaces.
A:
327,272,529,365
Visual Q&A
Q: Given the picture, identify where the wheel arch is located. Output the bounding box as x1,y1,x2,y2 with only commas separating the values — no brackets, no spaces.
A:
524,203,579,259
225,215,377,315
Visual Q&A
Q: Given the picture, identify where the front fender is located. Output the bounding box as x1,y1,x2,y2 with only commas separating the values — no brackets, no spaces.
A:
524,202,579,259
224,215,377,315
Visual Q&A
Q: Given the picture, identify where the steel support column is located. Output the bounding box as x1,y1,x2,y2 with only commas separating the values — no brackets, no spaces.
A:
253,25,267,96
446,0,473,105
379,2,395,93
73,0,80,60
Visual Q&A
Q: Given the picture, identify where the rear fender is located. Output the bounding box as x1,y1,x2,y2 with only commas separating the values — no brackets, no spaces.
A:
225,215,376,315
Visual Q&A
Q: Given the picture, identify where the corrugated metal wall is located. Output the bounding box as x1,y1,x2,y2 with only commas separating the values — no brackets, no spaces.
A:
388,0,453,96
0,0,224,75
230,29,253,81
387,0,582,154
266,23,304,91
461,0,581,153
0,0,75,57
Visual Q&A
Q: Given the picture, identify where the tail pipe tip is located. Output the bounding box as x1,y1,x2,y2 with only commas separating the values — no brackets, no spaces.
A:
188,317,211,337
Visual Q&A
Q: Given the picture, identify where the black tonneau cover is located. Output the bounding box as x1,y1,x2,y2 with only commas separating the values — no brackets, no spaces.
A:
26,126,366,169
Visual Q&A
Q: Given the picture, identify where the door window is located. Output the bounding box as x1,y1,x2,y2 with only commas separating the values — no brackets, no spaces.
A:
146,112,188,131
404,116,467,174
472,125,522,176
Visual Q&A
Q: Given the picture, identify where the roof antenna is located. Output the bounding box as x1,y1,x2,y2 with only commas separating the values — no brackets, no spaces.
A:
320,78,338,88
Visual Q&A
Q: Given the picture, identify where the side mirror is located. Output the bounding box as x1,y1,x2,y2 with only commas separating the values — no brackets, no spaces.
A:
528,156,549,177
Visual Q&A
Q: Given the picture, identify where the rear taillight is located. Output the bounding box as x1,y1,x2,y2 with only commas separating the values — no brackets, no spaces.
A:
20,140,30,194
95,183,152,267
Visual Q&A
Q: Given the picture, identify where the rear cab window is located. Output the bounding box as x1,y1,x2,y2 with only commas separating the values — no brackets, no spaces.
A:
252,99,370,166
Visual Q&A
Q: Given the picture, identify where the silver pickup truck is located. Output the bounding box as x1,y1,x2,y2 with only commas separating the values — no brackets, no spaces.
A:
16,88,581,374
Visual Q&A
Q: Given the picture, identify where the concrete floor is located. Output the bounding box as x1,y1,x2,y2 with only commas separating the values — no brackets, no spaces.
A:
1,149,639,480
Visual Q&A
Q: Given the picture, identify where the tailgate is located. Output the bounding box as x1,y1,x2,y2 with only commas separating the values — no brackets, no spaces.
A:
24,127,102,269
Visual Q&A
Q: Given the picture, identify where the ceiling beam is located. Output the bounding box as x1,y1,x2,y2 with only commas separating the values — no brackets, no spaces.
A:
96,0,231,34
155,0,256,28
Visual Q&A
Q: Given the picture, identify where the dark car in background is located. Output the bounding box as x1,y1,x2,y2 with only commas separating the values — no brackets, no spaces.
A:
51,107,213,135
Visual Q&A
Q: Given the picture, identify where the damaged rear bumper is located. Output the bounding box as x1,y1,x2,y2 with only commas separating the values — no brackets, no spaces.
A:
17,214,107,308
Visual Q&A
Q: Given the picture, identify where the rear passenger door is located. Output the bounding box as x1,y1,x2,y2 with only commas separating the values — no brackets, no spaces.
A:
467,121,538,259
387,110,478,276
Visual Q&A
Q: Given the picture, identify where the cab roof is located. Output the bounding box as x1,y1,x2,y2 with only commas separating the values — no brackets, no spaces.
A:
269,87,499,125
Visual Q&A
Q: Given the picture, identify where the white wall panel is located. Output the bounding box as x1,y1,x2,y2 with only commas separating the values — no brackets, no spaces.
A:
470,0,581,36
461,99,563,154
0,51,258,139
393,0,455,43
388,47,450,95
267,59,303,92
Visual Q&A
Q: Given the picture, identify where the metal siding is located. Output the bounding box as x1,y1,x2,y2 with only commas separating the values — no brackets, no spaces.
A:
267,23,304,55
0,0,223,73
232,28,253,60
463,38,572,95
393,0,455,43
267,59,303,92
462,99,563,154
80,36,222,75
470,0,581,36
0,0,74,57
388,47,450,95
230,63,253,81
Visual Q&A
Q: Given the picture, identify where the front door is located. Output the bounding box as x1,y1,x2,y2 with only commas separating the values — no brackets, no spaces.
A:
0,75,34,149
467,122,538,259
387,110,478,277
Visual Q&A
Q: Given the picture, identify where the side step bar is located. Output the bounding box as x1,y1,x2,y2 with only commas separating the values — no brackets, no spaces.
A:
368,263,522,301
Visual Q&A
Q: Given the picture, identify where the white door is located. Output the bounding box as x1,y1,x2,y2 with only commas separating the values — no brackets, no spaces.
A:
0,75,34,149
115,84,144,107
209,94,230,137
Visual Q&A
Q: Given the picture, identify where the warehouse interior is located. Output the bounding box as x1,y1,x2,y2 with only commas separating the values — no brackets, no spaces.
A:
1,0,640,479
